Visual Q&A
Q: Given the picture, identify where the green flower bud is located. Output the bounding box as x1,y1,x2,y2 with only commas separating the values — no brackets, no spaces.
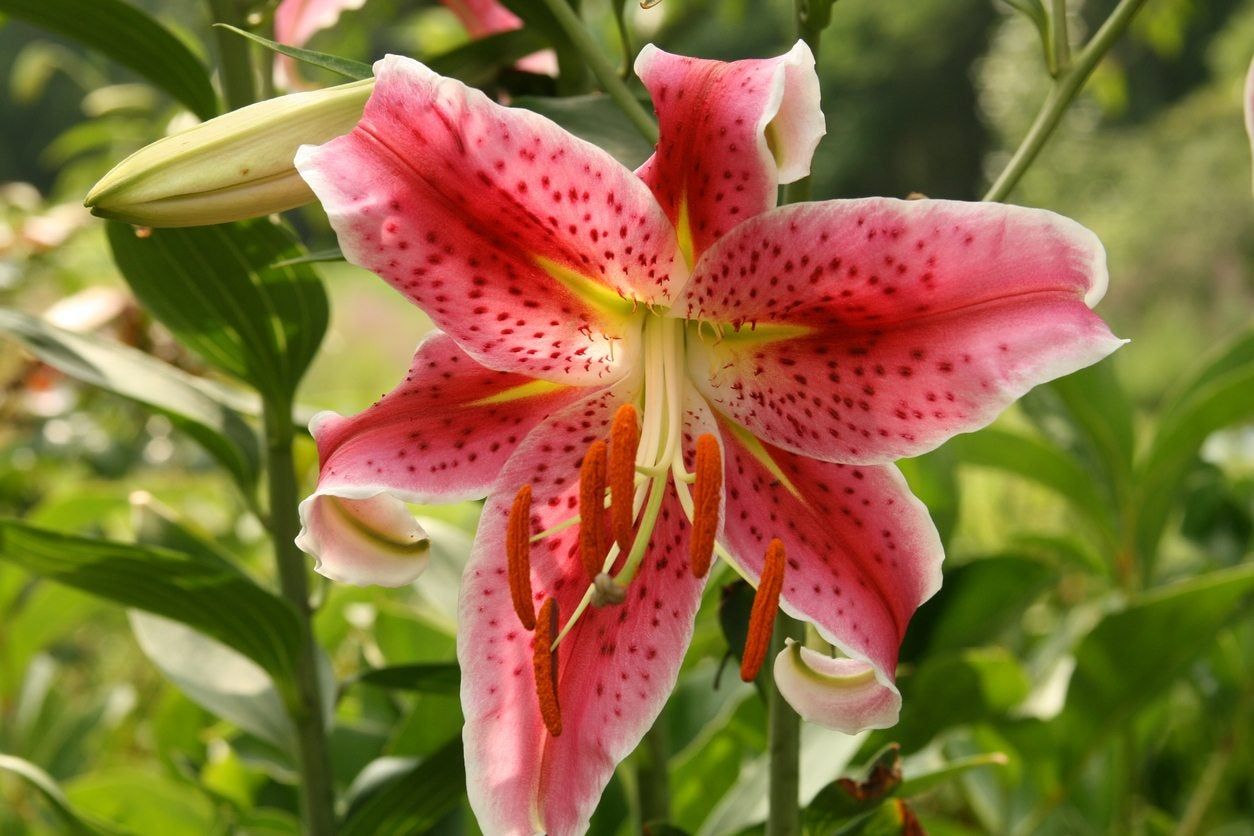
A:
85,78,373,227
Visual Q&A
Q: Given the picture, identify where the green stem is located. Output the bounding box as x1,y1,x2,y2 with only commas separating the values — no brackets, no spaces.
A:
982,0,1149,202
765,614,805,836
637,720,671,825
533,0,658,144
1049,0,1071,75
264,399,337,836
207,0,257,110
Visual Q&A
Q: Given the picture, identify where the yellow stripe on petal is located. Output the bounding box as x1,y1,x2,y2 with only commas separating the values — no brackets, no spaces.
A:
722,420,805,503
533,255,638,318
470,378,569,407
676,196,695,269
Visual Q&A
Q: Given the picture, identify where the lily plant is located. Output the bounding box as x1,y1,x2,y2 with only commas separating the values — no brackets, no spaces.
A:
291,43,1122,834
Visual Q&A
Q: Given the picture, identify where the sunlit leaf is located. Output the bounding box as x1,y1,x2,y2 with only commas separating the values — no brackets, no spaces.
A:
0,0,217,119
0,753,126,835
106,219,329,401
0,521,302,685
0,309,260,490
214,24,372,80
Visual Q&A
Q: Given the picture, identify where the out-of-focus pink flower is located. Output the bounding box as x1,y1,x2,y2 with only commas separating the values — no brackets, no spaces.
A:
272,0,556,90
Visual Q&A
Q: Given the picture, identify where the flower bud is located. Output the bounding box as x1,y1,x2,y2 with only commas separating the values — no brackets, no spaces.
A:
85,78,373,227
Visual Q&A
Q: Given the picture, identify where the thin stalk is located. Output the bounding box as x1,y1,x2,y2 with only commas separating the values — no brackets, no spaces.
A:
1049,0,1071,75
611,1,635,79
207,0,257,110
765,614,805,836
982,0,1149,202
264,399,337,836
533,0,658,144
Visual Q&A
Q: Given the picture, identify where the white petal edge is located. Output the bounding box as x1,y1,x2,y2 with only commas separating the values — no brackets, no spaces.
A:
773,639,902,735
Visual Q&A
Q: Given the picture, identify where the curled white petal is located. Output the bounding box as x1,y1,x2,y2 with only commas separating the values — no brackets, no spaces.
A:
773,639,901,735
295,486,430,587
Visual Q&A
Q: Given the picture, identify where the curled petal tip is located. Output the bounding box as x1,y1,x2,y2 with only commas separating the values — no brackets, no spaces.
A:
296,489,430,587
773,639,901,735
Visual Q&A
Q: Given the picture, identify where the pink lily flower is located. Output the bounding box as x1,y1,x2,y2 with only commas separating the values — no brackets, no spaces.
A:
293,44,1122,834
272,0,555,90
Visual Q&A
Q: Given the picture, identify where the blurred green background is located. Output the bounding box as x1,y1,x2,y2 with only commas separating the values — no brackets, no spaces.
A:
0,0,1251,833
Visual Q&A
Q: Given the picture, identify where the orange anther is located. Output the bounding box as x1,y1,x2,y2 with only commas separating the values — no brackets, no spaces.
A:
740,538,786,682
533,597,562,737
608,404,640,552
689,434,722,578
507,484,536,631
579,440,608,581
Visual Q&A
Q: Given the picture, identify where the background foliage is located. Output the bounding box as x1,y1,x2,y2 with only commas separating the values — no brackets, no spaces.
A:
0,0,1251,833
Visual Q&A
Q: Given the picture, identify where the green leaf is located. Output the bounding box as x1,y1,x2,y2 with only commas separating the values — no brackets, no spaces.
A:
271,248,345,269
1134,331,1254,566
895,751,1009,796
107,219,328,400
0,520,302,684
214,24,372,80
0,308,260,490
339,738,466,836
0,0,217,119
0,753,126,835
892,648,1030,752
1057,563,1254,768
1000,0,1051,70
427,29,549,85
351,662,460,695
64,768,216,835
513,94,656,169
805,744,903,830
947,427,1115,543
1040,360,1135,496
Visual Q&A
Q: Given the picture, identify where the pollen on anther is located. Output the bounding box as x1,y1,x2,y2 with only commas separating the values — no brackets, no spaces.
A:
533,597,562,737
579,440,608,581
689,434,722,578
740,538,786,682
608,404,640,552
507,485,536,631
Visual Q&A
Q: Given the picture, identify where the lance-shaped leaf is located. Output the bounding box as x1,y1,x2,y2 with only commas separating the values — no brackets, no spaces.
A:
106,219,328,400
0,520,303,684
0,308,260,490
0,0,217,120
0,754,127,835
339,737,466,836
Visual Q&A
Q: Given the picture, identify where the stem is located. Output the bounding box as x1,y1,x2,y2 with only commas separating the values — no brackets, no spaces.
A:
533,0,658,144
982,0,1149,202
207,0,257,110
1049,0,1071,75
264,399,337,836
637,720,671,824
765,614,804,836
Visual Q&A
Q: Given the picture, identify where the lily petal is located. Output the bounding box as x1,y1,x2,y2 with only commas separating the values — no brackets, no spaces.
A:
296,54,686,385
459,384,718,835
635,42,824,264
717,420,942,731
773,639,901,734
273,0,366,89
296,331,582,586
684,198,1125,464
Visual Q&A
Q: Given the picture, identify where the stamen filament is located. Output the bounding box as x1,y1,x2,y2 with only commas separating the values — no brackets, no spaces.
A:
507,485,537,631
689,434,721,578
533,597,562,737
578,440,608,581
608,404,640,552
740,538,786,682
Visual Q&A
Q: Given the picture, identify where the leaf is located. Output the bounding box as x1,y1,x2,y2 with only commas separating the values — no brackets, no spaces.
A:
129,611,296,754
64,768,217,835
271,248,345,268
805,745,903,830
214,24,372,80
0,520,302,684
0,753,125,835
1134,331,1254,566
1000,0,1051,70
0,308,260,490
1036,360,1135,497
0,0,217,119
946,427,1114,543
1056,563,1254,769
106,219,329,401
895,752,1009,797
351,662,459,695
892,648,1030,752
514,94,656,169
338,737,466,836
427,29,549,85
